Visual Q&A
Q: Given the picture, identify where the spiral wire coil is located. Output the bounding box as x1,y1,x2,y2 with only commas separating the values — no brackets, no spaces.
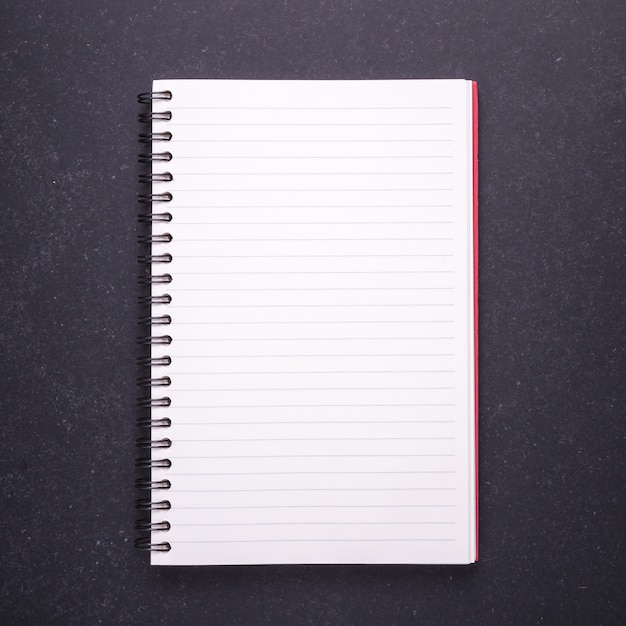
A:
135,90,173,553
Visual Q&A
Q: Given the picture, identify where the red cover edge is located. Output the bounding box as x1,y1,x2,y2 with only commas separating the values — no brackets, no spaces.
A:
472,81,479,561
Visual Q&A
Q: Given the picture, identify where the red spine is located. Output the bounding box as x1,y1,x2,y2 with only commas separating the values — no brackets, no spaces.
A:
472,81,479,561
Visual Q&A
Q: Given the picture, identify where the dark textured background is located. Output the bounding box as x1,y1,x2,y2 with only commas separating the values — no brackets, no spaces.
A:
1,1,624,624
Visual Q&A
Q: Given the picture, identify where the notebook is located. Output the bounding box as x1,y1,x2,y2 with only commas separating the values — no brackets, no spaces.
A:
136,79,478,566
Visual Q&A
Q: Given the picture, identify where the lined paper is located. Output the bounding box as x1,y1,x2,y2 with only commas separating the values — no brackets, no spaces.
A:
149,79,476,565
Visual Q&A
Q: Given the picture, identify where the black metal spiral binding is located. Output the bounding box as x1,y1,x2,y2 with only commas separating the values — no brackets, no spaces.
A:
135,520,171,532
135,89,173,553
139,172,173,184
138,151,173,163
139,111,172,124
137,253,173,264
137,212,172,224
136,357,172,368
138,274,173,285
137,314,172,325
136,478,172,489
138,132,173,143
137,416,172,427
135,457,172,469
134,538,172,552
137,294,172,305
138,234,173,245
137,90,172,104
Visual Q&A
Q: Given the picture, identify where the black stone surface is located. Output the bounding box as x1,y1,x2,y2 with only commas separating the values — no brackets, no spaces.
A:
0,1,624,624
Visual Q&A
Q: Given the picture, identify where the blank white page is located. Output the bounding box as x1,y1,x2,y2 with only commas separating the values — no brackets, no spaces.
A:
148,79,477,565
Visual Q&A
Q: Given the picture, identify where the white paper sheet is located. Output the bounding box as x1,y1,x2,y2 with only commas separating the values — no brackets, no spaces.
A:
147,79,476,565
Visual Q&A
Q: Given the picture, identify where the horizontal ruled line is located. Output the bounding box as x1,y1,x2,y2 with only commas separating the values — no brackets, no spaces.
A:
170,539,456,543
169,449,453,454
166,304,454,309
173,320,451,326
170,488,455,493
168,410,454,414
160,204,453,209
168,106,454,110
171,222,454,226
169,455,454,461
166,207,454,211
167,122,453,126
174,436,455,441
171,354,455,358
166,470,456,475
169,288,454,292
171,503,455,509
174,406,454,411
168,366,455,376
170,420,454,425
172,271,453,275
170,139,453,144
172,338,454,341
173,172,454,176
170,188,454,192
172,322,452,326
172,255,454,259
173,521,456,526
171,388,454,392
164,155,454,159
172,238,454,242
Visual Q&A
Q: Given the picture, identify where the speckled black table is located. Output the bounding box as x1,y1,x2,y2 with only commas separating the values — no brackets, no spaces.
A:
1,1,624,624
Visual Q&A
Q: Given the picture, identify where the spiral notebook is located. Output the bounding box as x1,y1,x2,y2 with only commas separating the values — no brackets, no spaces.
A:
136,79,478,566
